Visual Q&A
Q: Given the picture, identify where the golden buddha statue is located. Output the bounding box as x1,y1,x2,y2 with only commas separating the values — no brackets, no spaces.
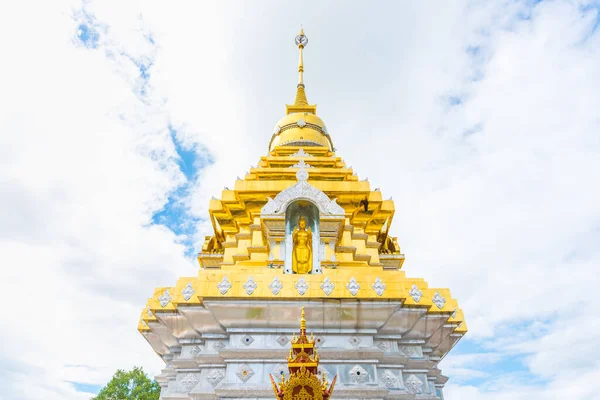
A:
292,216,313,274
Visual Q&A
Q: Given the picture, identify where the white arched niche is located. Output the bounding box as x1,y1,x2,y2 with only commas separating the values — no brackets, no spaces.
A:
260,165,345,273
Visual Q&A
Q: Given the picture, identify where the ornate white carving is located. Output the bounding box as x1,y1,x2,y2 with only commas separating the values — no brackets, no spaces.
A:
348,336,361,347
405,374,423,394
295,278,309,295
212,341,225,351
182,282,195,301
372,277,386,296
291,148,313,157
205,370,224,387
380,370,399,388
349,365,368,384
218,276,232,295
260,165,344,216
346,277,360,296
241,335,254,346
376,341,391,352
180,373,199,391
159,289,172,307
269,277,283,295
236,364,254,383
190,345,202,357
276,334,289,346
290,159,313,168
320,277,335,296
297,118,306,127
409,284,422,303
243,277,257,295
141,320,148,327
400,346,419,358
433,291,446,309
147,305,153,318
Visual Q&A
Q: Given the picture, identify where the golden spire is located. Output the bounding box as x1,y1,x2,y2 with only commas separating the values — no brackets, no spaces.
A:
300,306,306,334
293,28,309,107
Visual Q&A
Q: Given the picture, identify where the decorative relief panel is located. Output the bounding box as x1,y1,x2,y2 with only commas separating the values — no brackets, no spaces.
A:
346,277,360,296
243,277,257,295
320,277,335,296
276,334,289,346
190,345,202,357
212,341,226,352
349,365,368,384
217,276,232,295
433,291,446,309
409,284,422,302
376,341,391,352
380,370,399,388
182,283,195,301
236,364,254,383
241,335,254,346
205,370,224,387
159,289,172,308
405,374,424,394
372,277,386,296
295,278,309,295
269,277,283,295
180,373,199,391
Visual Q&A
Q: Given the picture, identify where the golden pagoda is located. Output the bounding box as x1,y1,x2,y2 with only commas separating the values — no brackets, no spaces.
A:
270,307,337,400
139,29,466,399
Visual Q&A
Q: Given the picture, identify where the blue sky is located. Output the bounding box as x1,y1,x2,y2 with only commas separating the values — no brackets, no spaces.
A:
1,1,600,399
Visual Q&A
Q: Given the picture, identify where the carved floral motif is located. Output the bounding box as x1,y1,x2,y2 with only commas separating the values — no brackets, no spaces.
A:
380,370,399,388
243,277,257,295
433,291,446,309
269,277,284,295
409,284,422,303
205,370,224,387
295,278,309,295
217,276,232,295
405,374,423,394
372,277,386,296
182,282,195,301
159,289,172,308
346,277,360,296
236,364,254,383
180,373,199,391
320,277,335,296
349,365,368,384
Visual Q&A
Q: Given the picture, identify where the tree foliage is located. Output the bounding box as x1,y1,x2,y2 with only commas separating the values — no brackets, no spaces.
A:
92,366,160,400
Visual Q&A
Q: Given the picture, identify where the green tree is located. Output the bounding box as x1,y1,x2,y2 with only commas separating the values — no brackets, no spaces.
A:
92,366,160,400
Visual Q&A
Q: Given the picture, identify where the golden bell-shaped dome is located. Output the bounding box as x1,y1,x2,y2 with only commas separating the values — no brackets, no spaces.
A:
269,112,332,151
268,28,334,153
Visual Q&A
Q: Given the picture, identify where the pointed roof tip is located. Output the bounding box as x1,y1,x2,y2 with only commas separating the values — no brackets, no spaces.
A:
288,28,316,113
300,307,306,331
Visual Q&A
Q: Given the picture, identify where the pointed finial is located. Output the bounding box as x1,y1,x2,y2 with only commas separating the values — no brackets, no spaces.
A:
293,28,309,107
300,306,306,333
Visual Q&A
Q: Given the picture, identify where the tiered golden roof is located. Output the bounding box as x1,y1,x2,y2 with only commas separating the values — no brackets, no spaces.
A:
139,29,466,353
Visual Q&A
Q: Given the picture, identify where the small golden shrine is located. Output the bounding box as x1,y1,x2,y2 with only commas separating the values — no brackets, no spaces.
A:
270,308,337,400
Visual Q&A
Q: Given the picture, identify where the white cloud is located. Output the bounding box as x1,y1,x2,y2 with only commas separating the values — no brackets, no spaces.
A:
0,0,599,399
